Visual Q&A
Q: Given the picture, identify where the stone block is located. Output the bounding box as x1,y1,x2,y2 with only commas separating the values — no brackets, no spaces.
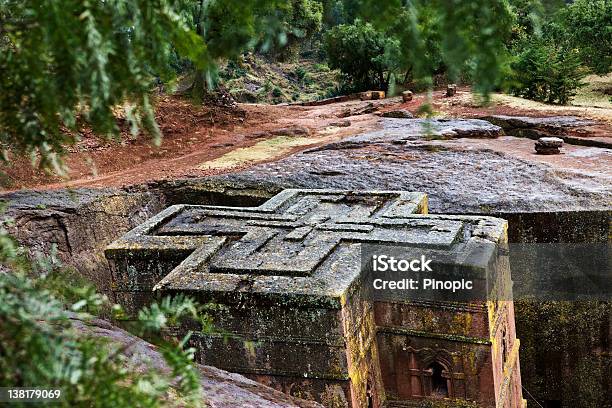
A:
379,109,414,119
535,137,563,155
106,189,524,408
402,90,413,102
360,91,385,100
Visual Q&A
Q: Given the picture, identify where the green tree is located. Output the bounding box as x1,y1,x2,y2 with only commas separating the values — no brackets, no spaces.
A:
354,0,515,95
321,0,348,27
0,0,209,174
324,20,399,91
188,0,287,97
554,0,612,75
1,0,526,174
509,38,587,104
508,0,544,42
0,223,212,407
0,0,287,173
272,0,324,61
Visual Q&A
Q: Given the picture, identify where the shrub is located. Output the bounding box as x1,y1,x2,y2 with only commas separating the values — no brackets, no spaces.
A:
510,39,587,104
294,66,307,83
272,86,283,97
0,223,210,407
322,84,343,99
554,0,611,75
313,63,330,72
323,19,398,91
221,60,247,80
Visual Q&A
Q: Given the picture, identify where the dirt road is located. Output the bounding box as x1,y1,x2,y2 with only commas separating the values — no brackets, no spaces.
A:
2,88,610,191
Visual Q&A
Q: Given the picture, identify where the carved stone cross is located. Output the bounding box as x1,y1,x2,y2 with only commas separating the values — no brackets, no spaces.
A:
105,189,521,408
106,189,444,295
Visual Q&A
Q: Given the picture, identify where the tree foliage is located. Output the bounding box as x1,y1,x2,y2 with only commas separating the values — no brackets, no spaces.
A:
508,0,544,41
554,0,611,75
0,0,564,173
509,38,587,104
324,0,516,93
0,222,212,407
355,0,515,95
506,0,609,105
324,20,398,91
0,0,289,171
0,0,209,174
269,0,324,61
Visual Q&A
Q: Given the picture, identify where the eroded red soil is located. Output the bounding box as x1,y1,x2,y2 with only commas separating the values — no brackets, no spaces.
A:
2,88,610,191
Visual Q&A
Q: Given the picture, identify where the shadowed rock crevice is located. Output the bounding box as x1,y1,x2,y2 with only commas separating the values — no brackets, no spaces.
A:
2,189,166,293
69,313,323,408
481,115,612,149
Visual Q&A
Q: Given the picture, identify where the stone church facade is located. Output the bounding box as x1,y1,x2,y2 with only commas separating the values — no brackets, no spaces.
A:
106,189,525,408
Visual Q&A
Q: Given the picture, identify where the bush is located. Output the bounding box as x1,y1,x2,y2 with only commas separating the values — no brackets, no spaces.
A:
313,63,330,72
323,19,398,92
221,60,247,80
0,223,210,407
510,39,587,104
294,66,307,83
554,0,611,75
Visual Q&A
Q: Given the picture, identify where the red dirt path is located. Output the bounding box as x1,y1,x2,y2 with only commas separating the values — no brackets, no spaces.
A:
2,88,610,191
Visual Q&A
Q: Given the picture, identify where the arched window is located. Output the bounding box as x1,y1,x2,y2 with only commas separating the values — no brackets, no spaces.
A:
429,362,449,398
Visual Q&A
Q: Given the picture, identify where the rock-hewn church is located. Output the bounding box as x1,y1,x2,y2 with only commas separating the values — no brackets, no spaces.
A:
106,189,525,408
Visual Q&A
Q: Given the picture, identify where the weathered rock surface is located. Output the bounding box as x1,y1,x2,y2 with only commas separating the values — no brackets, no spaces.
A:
1,188,165,292
338,103,378,118
210,119,609,214
535,137,563,155
2,116,609,408
482,115,595,130
481,115,611,149
106,189,523,407
69,314,322,408
270,126,310,137
329,120,351,127
378,109,414,119
247,126,310,140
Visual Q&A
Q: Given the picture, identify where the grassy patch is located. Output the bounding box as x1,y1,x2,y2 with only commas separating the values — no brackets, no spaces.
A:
222,54,341,104
571,73,612,109
198,136,318,170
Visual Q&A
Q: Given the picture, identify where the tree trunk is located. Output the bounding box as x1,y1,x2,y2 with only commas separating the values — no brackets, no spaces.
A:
190,0,208,102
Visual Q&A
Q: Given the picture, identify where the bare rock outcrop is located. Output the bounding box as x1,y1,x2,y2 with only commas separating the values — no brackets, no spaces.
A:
69,314,322,408
1,188,165,293
212,119,610,214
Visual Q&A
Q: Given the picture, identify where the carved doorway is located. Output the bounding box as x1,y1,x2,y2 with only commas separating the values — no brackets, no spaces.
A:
429,362,449,398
